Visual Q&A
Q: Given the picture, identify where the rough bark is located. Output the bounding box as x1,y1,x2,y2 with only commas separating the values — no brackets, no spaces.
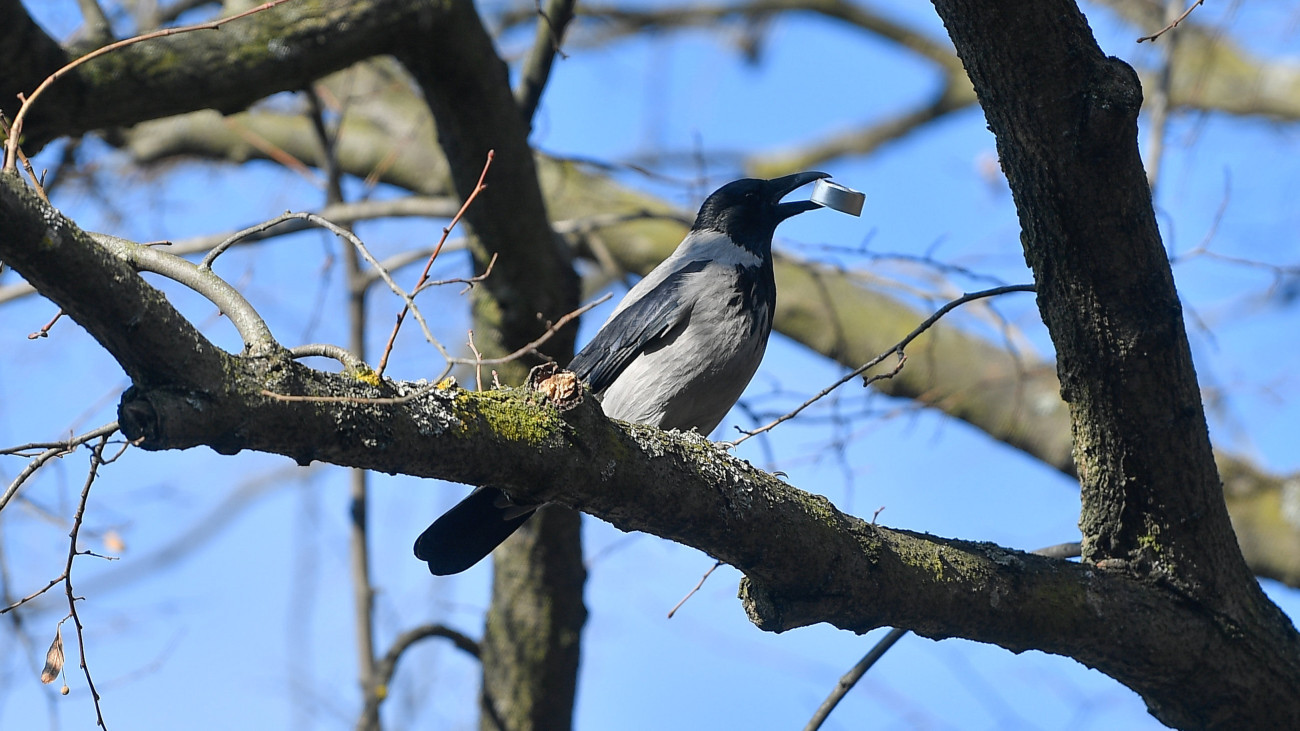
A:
931,0,1300,726
1,0,441,152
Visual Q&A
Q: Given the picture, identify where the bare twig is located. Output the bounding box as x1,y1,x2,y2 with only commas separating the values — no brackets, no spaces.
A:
200,211,306,269
1,423,120,513
1137,0,1204,42
63,437,113,729
356,623,480,729
4,0,295,171
732,284,1036,446
301,213,454,366
445,293,610,367
28,309,66,339
413,252,498,296
0,112,51,201
1,574,67,614
467,330,485,391
667,561,723,618
375,151,495,377
802,628,908,731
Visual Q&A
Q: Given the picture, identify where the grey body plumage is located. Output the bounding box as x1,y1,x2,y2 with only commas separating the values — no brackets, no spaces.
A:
415,171,830,575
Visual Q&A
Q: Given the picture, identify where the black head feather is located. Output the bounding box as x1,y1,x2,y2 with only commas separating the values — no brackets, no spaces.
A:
692,171,830,255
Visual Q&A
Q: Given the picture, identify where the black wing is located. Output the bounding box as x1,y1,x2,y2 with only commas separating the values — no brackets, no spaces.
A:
568,259,707,393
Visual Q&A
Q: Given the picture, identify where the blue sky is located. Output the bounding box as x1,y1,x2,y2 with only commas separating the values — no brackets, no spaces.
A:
4,2,1299,730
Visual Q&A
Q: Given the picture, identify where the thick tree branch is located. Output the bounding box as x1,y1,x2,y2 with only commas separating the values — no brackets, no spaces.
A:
936,0,1230,588
1,0,449,152
932,0,1300,725
515,0,578,125
745,83,977,177
571,0,961,70
0,171,237,388
73,340,1300,730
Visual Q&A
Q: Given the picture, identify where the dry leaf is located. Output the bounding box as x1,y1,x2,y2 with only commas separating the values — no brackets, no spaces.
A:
40,627,63,684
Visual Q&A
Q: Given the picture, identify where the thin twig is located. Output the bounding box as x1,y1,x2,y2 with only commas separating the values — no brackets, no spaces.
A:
4,0,295,171
802,627,908,731
1137,0,1204,42
467,331,485,391
667,561,723,618
1,423,120,513
303,213,454,365
0,112,50,201
64,437,112,729
1,574,67,614
413,252,498,296
732,284,1036,446
28,309,66,339
445,293,610,367
375,151,495,377
356,623,480,728
200,211,306,269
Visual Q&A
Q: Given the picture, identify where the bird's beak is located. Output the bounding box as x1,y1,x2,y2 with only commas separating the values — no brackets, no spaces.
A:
769,171,832,220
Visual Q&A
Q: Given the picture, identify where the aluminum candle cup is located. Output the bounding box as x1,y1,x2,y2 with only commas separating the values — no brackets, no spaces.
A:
810,179,865,216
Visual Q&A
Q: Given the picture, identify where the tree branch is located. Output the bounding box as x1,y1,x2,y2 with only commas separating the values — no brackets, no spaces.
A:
358,623,480,730
515,0,578,124
86,232,278,354
1,0,451,153
99,361,1300,730
0,171,235,388
932,0,1300,725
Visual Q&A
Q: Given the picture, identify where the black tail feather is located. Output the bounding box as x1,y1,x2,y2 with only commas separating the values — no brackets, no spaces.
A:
414,487,536,575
